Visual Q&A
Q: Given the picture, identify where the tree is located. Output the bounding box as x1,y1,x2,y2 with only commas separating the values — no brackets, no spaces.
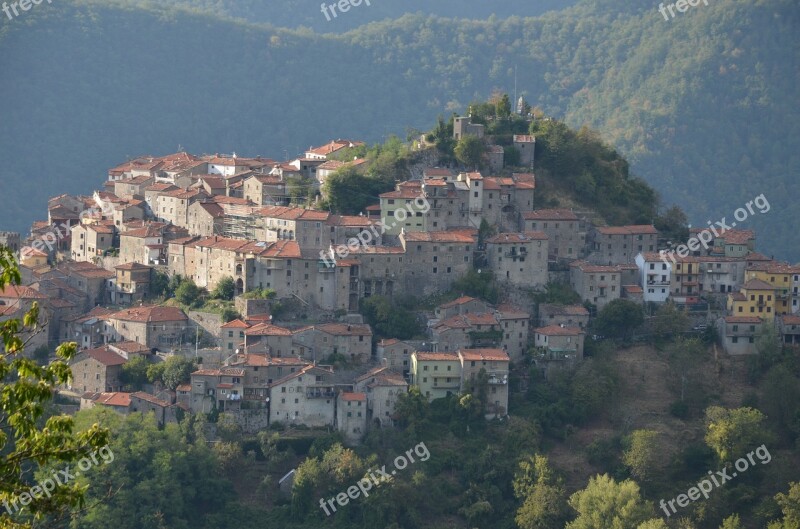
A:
454,135,486,169
565,474,653,529
718,514,743,529
149,269,171,299
504,146,521,166
767,482,800,529
220,307,241,323
704,406,768,463
593,299,644,339
119,355,149,391
638,520,669,529
653,302,689,340
496,93,512,120
161,356,196,390
212,276,235,301
175,278,201,306
654,206,689,244
623,430,663,484
360,295,422,339
514,454,570,529
394,386,429,428
0,247,109,527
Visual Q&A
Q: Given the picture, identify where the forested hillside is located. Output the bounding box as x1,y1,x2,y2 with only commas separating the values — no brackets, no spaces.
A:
150,0,579,31
0,0,797,259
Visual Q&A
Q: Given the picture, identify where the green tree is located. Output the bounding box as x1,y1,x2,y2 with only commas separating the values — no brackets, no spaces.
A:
212,276,235,301
215,413,242,443
161,356,196,390
655,206,689,245
593,299,644,339
622,430,663,485
638,520,669,529
704,406,768,463
653,302,689,340
394,386,429,428
496,93,512,120
175,278,201,306
0,247,109,528
119,355,150,391
767,482,800,529
514,454,570,529
360,295,422,339
719,514,743,529
565,474,653,529
146,362,166,385
454,135,486,169
149,269,172,299
504,145,521,166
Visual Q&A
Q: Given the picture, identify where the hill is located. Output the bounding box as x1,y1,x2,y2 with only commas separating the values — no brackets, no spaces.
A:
0,0,797,259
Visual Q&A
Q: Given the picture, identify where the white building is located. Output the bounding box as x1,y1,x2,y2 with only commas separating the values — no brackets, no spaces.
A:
635,252,672,303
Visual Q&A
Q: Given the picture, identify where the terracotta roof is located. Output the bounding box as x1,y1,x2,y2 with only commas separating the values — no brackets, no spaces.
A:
107,305,188,323
535,325,584,336
414,352,460,362
513,135,535,143
486,231,548,244
176,384,191,392
721,230,755,245
540,304,589,316
109,341,151,355
724,316,762,324
523,209,579,221
0,285,47,299
316,323,372,336
258,206,330,221
92,392,132,407
244,323,293,336
596,225,658,236
780,315,800,325
131,391,171,408
458,348,510,362
742,278,776,290
439,296,479,309
221,319,250,329
402,231,475,243
81,346,128,366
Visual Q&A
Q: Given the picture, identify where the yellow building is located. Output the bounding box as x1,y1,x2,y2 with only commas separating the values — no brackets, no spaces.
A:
20,247,48,268
410,351,461,401
745,262,798,316
727,278,778,320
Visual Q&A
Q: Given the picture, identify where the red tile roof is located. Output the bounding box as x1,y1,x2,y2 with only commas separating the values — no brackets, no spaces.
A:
458,348,510,362
81,346,128,366
340,392,367,402
486,232,548,244
535,325,584,336
107,305,188,323
414,352,460,362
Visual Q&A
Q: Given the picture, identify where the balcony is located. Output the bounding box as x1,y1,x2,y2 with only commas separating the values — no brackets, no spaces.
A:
306,390,335,399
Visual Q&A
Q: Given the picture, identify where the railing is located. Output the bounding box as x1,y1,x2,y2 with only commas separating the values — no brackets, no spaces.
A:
306,391,336,399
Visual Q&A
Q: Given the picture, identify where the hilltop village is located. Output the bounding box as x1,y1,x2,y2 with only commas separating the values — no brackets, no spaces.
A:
1,111,797,444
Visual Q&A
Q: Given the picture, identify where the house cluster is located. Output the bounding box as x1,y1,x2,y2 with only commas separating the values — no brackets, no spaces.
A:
1,131,796,442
